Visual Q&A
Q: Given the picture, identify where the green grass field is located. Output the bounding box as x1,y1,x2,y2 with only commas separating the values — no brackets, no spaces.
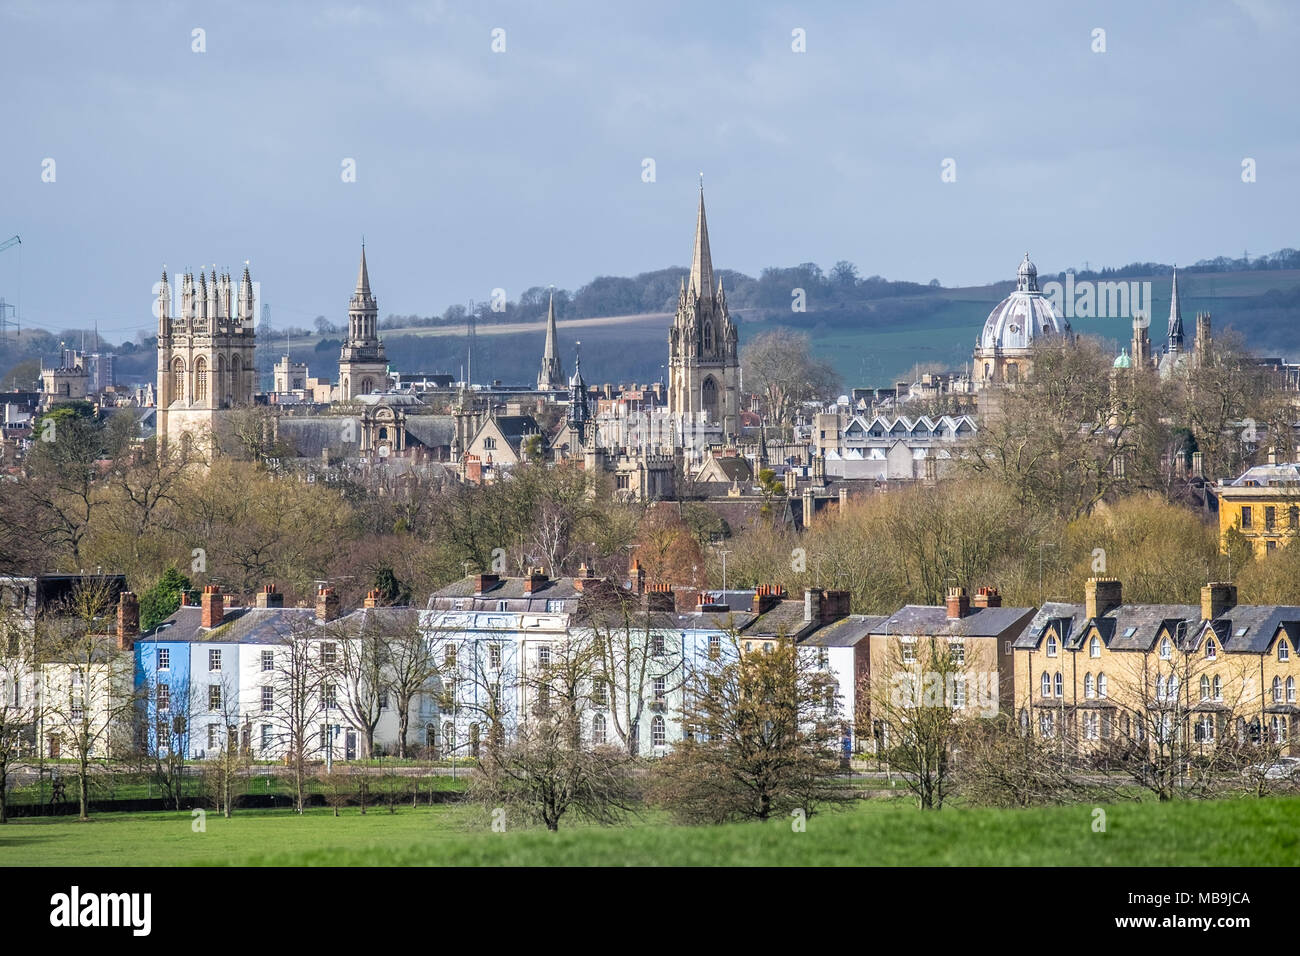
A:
3,796,1297,866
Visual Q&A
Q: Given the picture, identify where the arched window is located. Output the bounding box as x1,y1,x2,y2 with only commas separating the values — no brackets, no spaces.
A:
1279,639,1291,662
1053,672,1063,697
1272,676,1282,703
1289,677,1296,703
361,377,374,395
1046,635,1058,657
193,356,208,402
172,358,185,402
1212,675,1222,701
230,354,241,402
378,427,388,441
1084,673,1095,699
1041,672,1051,697
1168,674,1179,698
1089,636,1100,658
651,714,666,748
701,376,719,422
1200,675,1211,701
1159,637,1172,660
983,362,991,380
216,354,226,405
1098,673,1108,698
592,713,607,746
1205,638,1217,659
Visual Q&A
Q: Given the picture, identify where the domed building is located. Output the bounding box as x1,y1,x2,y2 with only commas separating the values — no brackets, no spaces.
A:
974,253,1072,387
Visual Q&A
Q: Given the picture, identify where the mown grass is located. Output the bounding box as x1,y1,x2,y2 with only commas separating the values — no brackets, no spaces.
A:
2,795,1297,866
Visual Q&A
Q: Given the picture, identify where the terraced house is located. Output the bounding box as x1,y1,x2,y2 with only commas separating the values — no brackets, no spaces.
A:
1013,578,1300,755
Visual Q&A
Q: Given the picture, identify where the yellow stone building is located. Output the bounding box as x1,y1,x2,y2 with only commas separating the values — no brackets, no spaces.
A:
1216,459,1300,556
1013,578,1299,755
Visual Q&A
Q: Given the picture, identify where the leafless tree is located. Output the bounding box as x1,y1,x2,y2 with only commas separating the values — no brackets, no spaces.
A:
862,632,969,810
36,579,139,821
0,602,39,823
652,632,848,823
470,628,635,831
263,616,330,812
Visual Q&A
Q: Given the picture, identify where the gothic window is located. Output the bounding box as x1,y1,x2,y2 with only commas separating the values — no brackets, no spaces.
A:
701,376,719,422
361,377,373,395
194,357,208,402
702,320,714,353
172,358,185,402
231,355,241,402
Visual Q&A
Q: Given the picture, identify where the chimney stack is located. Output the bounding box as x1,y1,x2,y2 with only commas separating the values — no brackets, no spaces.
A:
474,573,500,595
1085,578,1123,620
116,591,139,649
646,583,674,612
945,586,971,620
200,585,225,629
1201,583,1238,621
752,584,784,615
629,558,646,595
364,588,382,609
255,584,284,608
315,586,340,623
972,586,1002,609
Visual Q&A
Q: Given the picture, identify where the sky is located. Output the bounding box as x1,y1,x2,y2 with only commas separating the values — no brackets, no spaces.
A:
2,0,1299,345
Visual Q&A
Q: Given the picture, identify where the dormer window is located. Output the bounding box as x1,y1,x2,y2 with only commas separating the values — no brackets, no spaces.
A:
1159,637,1171,660
1280,640,1291,662
1089,636,1100,658
1046,635,1058,657
1205,638,1216,659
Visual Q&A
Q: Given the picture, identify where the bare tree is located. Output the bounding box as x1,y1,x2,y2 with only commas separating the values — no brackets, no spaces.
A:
0,602,38,824
36,580,139,821
863,632,969,810
470,628,635,831
263,616,329,812
652,632,848,823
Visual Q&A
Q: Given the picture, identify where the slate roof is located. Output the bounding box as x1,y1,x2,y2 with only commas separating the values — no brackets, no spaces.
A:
1226,463,1300,487
879,604,1035,639
1011,601,1300,655
137,603,421,646
746,600,814,638
427,575,585,610
492,415,545,453
403,415,456,449
277,417,361,458
802,614,889,647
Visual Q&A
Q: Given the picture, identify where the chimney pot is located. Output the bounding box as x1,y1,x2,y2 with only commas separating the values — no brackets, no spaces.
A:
1085,578,1123,620
945,586,970,620
200,585,225,629
1201,582,1238,621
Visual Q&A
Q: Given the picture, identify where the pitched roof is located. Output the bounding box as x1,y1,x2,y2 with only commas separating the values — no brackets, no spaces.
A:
879,604,1035,639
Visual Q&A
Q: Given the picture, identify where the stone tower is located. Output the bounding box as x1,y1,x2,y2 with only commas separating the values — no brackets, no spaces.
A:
667,186,740,437
1131,314,1152,370
1194,312,1213,368
537,290,564,390
156,264,257,454
338,245,389,400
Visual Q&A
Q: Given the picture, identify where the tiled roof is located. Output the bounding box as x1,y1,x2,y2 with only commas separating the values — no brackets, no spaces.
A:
803,615,889,647
880,605,1035,639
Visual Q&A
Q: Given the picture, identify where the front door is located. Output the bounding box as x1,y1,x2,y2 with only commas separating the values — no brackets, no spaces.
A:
345,731,357,761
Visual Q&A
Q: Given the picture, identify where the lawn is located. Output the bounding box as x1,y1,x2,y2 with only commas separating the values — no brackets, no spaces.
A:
2,796,1297,866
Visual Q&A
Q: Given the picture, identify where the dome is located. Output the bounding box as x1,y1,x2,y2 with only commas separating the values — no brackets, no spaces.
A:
975,253,1070,355
1113,348,1131,369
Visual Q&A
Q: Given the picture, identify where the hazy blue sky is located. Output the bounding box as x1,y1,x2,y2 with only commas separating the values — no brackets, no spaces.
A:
3,0,1298,343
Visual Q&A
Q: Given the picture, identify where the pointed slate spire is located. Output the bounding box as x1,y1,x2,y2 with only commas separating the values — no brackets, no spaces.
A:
538,289,564,389
689,184,714,298
1167,266,1184,352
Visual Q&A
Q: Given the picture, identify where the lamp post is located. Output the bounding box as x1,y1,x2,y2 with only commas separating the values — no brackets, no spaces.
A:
719,549,732,599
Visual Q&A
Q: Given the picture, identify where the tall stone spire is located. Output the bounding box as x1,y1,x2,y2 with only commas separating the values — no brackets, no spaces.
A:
537,289,564,390
356,243,371,296
689,185,713,298
1167,266,1184,353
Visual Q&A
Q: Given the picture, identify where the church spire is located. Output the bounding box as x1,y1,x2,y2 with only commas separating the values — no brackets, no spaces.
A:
1167,266,1184,353
538,289,564,389
689,183,714,298
356,243,371,296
